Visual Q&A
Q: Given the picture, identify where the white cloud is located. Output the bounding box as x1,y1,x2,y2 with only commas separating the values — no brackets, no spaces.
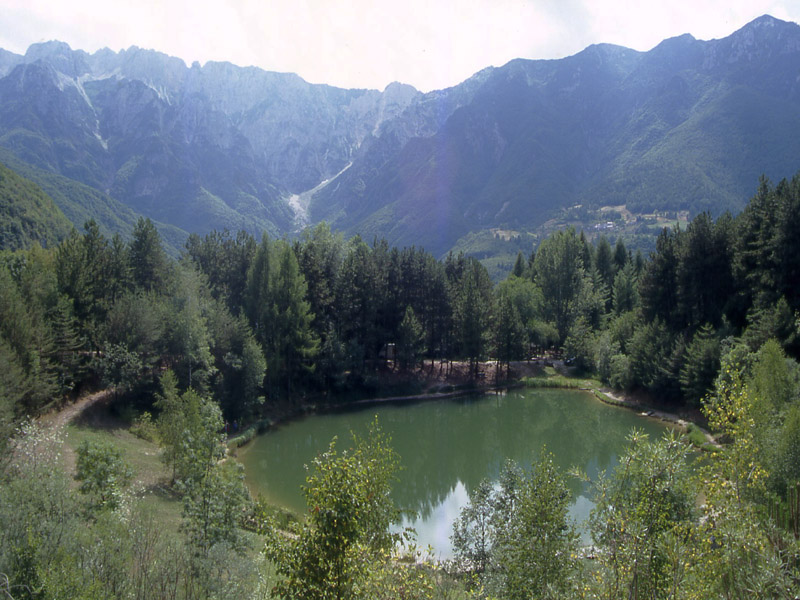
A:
1,0,799,92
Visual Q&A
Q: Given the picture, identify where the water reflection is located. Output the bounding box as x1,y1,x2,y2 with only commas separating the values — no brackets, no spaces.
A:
238,389,669,557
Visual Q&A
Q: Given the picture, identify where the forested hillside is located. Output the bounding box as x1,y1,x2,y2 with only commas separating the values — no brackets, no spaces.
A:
3,171,800,597
0,161,72,250
1,16,800,257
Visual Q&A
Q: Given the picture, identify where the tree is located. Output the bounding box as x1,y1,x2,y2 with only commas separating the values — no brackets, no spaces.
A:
396,305,424,371
587,431,694,600
451,479,494,576
493,452,579,600
180,460,249,558
98,342,143,397
185,229,256,311
296,223,344,339
104,291,166,369
676,212,733,330
129,218,170,293
696,364,800,597
494,293,527,378
679,324,721,404
0,263,56,413
234,330,267,419
453,259,494,379
511,251,526,278
563,315,594,372
49,294,85,394
639,227,680,330
335,236,382,374
594,235,615,289
266,420,411,600
75,440,133,512
613,237,628,272
270,240,319,395
612,262,638,315
167,266,214,391
155,371,225,484
452,454,580,599
533,228,585,343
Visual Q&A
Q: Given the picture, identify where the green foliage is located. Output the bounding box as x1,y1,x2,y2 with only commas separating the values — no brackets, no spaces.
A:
679,324,721,405
612,262,638,314
179,460,250,558
452,453,580,599
0,260,57,414
185,229,256,311
75,439,133,512
129,217,172,293
493,293,528,376
0,161,72,251
695,363,800,597
587,431,695,599
563,315,594,372
397,305,425,370
155,370,225,484
167,265,215,391
246,235,318,395
266,419,418,600
453,258,495,378
533,228,586,343
129,410,159,443
1,420,263,599
97,342,143,395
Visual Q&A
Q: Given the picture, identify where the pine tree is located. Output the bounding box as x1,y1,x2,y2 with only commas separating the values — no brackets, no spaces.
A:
129,218,170,293
396,306,424,371
270,240,319,395
494,294,527,378
454,259,494,379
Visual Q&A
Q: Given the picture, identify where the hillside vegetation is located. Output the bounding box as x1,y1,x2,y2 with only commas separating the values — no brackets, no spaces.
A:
0,161,72,250
1,17,799,257
2,170,800,597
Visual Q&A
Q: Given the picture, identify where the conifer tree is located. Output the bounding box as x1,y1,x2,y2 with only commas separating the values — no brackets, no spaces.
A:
129,218,170,293
270,240,319,395
396,305,424,370
494,293,527,378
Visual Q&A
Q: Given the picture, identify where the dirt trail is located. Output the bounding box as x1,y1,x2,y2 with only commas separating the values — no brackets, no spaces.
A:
40,389,114,476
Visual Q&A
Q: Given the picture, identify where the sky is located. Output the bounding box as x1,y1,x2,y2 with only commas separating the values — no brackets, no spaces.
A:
3,0,800,92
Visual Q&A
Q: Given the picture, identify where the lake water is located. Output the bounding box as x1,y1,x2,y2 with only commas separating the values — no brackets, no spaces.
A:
238,388,671,558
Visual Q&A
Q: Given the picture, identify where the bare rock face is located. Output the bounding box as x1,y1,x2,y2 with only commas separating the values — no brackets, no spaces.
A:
0,15,799,255
0,42,420,236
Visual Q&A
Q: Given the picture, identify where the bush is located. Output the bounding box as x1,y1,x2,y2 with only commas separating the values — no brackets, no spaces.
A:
130,410,159,443
228,427,257,449
609,354,633,391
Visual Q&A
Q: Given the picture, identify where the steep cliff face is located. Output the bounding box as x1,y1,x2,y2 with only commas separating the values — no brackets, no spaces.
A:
312,15,800,255
0,15,799,254
0,42,419,236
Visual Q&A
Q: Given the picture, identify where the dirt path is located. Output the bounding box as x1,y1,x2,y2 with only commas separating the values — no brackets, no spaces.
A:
43,389,114,429
40,389,114,476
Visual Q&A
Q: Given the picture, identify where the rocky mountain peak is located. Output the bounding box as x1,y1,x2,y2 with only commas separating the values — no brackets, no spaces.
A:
705,14,800,67
25,41,90,79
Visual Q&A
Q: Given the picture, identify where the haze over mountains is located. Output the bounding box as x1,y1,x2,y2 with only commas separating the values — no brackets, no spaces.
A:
1,14,799,255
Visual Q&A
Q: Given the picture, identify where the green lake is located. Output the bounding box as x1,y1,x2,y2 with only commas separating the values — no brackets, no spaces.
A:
238,388,671,558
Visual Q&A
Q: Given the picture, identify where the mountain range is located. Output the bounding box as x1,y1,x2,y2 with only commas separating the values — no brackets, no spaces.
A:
1,14,799,256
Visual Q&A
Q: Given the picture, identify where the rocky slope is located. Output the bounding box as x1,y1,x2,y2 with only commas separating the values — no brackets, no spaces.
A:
0,15,799,255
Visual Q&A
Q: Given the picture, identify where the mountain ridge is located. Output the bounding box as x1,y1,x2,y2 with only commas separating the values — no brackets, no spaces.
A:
0,14,798,256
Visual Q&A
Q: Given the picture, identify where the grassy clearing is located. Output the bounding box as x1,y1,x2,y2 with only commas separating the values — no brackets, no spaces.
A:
521,368,605,392
65,414,185,533
684,422,717,451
